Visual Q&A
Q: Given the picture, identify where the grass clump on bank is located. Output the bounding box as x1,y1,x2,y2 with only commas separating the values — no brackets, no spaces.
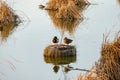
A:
0,1,21,42
46,0,89,19
38,0,89,35
0,1,20,27
78,33,120,80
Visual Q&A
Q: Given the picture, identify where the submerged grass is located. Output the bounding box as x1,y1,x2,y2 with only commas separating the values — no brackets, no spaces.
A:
78,32,120,80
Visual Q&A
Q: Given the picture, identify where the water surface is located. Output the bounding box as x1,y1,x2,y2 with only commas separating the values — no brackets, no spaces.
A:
0,0,120,80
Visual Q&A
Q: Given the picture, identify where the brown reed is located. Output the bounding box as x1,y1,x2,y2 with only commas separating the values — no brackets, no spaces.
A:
46,0,89,19
0,1,21,42
0,1,20,28
56,0,80,19
46,0,89,10
78,32,120,80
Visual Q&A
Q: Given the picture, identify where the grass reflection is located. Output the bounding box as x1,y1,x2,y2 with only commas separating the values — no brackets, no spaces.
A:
47,10,81,35
0,23,19,42
0,1,21,43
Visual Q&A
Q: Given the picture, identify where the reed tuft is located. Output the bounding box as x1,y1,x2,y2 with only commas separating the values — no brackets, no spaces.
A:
78,32,120,80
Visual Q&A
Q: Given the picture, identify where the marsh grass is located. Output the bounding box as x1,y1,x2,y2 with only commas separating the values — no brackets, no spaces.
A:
46,0,89,19
0,1,21,42
56,1,80,19
46,0,89,10
78,32,120,80
0,1,20,27
41,0,90,35
0,23,17,41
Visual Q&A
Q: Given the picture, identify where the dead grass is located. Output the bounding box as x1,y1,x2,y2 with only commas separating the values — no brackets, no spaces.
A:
77,32,120,80
46,0,89,19
46,0,89,10
0,1,21,42
56,1,80,19
0,1,20,27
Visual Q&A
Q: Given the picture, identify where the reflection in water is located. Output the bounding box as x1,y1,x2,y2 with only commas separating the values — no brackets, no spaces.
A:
47,10,81,35
44,56,76,80
53,65,60,73
44,56,76,65
0,1,21,43
0,23,19,42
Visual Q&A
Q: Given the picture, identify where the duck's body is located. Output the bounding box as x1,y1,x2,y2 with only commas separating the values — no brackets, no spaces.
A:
64,37,73,45
52,36,59,44
39,5,45,9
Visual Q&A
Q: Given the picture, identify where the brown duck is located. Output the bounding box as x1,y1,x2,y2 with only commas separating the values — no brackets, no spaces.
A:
52,36,59,44
64,37,73,45
39,5,45,9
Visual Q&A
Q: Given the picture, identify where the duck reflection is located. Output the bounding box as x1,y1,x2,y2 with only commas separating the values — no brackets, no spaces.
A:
44,56,76,74
53,65,60,73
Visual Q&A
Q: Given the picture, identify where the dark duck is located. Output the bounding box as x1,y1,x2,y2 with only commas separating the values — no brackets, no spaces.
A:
52,36,59,44
64,37,73,45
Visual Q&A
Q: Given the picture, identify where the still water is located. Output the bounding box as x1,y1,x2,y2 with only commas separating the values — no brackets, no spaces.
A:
0,0,120,80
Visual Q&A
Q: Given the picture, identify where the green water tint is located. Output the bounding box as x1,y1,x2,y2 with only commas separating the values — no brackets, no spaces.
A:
44,56,76,73
44,56,76,65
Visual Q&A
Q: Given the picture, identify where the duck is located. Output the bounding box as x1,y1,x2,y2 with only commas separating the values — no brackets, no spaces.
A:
64,37,73,45
52,36,59,44
39,4,45,9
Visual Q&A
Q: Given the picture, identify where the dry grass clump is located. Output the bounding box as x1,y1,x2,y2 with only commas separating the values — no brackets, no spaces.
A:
56,1,80,19
0,1,21,42
46,0,89,19
78,33,120,80
46,0,89,10
73,0,89,7
46,0,68,10
43,0,89,35
0,1,20,28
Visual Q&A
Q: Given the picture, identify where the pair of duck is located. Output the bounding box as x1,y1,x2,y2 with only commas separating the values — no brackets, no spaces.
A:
52,36,73,45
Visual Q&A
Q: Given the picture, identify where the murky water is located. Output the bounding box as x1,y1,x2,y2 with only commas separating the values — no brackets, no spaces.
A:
0,0,120,80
